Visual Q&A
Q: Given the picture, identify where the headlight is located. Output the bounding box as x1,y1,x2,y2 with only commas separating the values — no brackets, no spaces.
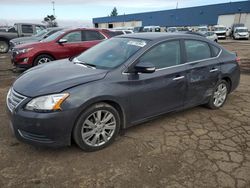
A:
14,41,22,45
25,93,69,112
16,47,33,55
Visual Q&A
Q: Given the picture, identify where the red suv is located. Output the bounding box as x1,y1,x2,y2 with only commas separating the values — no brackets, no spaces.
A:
11,28,113,68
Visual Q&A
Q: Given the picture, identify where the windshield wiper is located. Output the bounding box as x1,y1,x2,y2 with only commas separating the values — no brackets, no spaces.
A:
73,58,96,69
78,62,96,68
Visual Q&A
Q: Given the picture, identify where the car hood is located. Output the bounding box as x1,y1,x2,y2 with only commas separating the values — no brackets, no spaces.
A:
14,40,50,50
11,36,37,43
237,32,249,35
13,59,108,98
214,31,226,33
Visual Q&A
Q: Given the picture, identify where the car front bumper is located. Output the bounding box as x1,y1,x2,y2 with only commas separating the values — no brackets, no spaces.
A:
6,106,76,148
234,35,249,39
10,51,33,69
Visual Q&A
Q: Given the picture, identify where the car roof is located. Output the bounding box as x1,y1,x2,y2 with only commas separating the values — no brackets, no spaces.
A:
117,32,205,41
60,27,107,33
213,25,226,27
235,27,248,29
14,23,45,26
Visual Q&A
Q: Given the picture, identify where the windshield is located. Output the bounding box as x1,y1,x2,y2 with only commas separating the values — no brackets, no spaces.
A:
168,28,177,32
236,29,248,33
42,30,65,42
198,28,207,31
75,38,148,70
205,32,214,36
34,29,48,37
214,27,226,31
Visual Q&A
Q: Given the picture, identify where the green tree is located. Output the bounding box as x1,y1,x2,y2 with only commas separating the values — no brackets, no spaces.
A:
110,7,118,16
43,15,58,27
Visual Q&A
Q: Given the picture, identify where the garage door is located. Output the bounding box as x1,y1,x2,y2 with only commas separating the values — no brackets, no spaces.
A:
218,14,235,28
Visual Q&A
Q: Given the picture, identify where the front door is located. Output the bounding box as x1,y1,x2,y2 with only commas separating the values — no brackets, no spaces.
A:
127,40,187,123
56,30,84,59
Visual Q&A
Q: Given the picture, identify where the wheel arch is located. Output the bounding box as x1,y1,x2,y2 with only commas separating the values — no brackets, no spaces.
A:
221,76,232,93
33,52,56,66
70,98,127,145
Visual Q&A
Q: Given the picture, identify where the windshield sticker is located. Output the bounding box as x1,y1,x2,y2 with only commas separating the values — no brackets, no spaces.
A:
127,40,146,47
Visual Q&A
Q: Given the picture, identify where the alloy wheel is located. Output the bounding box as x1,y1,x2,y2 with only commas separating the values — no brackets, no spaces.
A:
38,57,51,64
81,110,116,147
213,83,227,107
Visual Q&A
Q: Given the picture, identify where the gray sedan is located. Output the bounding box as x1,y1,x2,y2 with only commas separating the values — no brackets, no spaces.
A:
6,33,240,151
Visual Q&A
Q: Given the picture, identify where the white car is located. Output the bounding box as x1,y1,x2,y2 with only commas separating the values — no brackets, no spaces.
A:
205,31,218,42
111,29,134,35
213,25,227,39
166,27,178,33
143,26,161,32
233,27,249,40
197,26,208,34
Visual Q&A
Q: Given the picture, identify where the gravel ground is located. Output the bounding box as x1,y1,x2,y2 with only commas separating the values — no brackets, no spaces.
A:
0,40,250,188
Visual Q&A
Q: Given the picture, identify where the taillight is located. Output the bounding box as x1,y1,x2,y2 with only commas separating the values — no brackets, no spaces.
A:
236,57,241,64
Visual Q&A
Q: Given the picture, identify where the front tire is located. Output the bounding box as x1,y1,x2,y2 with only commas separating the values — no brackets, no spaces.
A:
33,54,54,66
206,80,229,109
73,103,121,151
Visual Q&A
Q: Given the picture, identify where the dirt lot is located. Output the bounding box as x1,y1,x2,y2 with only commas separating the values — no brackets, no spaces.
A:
0,40,250,188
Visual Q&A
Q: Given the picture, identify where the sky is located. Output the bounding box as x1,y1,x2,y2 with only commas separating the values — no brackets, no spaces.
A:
0,0,245,27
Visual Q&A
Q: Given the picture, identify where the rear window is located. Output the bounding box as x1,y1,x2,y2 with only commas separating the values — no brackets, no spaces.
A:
105,31,123,37
185,40,211,62
22,25,33,34
83,30,105,41
211,45,221,57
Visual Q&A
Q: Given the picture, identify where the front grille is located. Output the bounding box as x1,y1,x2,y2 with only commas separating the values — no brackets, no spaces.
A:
11,49,17,59
6,88,27,112
216,33,226,36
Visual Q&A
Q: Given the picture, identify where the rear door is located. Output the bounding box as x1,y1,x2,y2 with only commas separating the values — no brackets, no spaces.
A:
79,30,106,52
128,40,187,122
184,39,221,107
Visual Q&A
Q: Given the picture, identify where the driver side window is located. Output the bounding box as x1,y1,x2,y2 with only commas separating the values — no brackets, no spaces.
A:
139,40,181,69
62,31,82,43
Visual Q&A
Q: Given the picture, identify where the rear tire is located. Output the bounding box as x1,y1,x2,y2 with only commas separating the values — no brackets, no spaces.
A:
206,80,229,109
33,54,54,66
73,103,121,151
0,40,9,53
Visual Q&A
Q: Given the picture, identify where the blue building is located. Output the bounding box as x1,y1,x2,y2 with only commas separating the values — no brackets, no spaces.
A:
93,1,250,29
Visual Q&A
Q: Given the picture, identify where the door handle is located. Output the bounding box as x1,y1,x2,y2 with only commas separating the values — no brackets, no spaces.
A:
210,68,218,73
173,76,185,81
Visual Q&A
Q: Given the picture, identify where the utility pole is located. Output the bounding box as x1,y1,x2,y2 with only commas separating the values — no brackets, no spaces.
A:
52,1,55,17
176,1,178,9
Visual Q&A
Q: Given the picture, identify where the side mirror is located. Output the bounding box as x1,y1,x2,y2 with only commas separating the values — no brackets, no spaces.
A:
58,38,67,44
43,35,49,39
134,62,156,73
